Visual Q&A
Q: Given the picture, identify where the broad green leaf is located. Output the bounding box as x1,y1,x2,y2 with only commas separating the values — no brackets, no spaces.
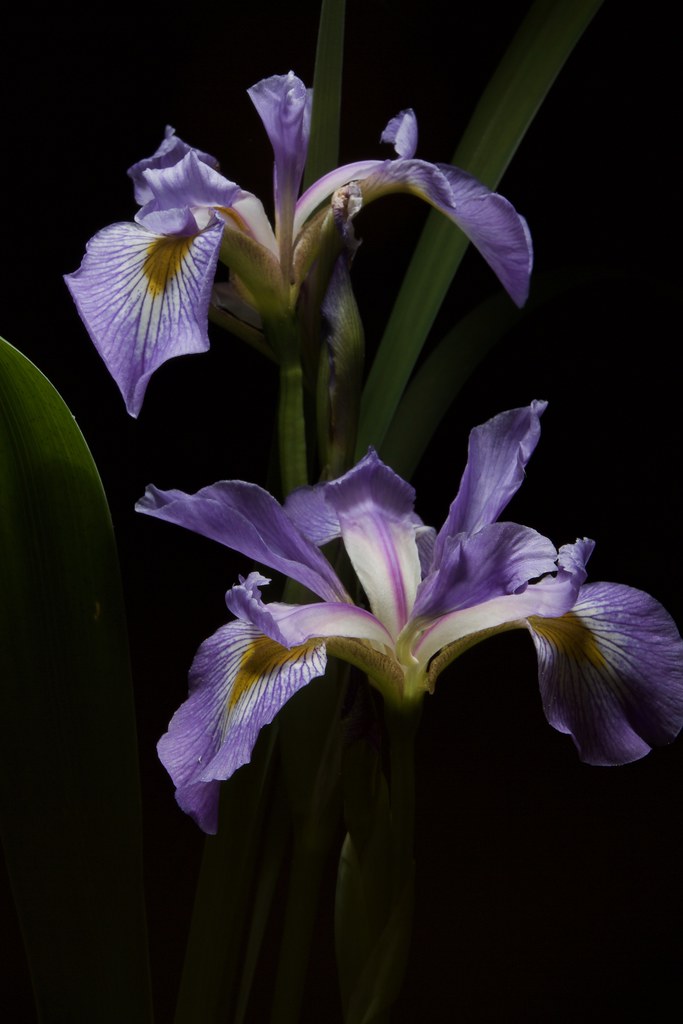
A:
0,337,152,1022
356,0,604,457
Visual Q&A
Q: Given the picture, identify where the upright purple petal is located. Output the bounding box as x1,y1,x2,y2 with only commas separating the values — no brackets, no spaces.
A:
248,71,311,237
136,151,241,220
433,401,547,563
158,619,327,832
323,450,422,639
136,480,349,603
380,109,418,159
127,126,220,205
528,582,683,765
65,217,223,416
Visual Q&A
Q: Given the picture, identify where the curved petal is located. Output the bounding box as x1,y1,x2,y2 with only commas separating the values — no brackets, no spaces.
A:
436,163,533,307
293,158,384,236
136,151,241,219
65,217,223,416
433,400,547,562
528,582,683,765
380,108,418,159
358,158,532,306
136,480,348,603
323,450,422,639
411,531,590,664
248,71,312,233
225,572,394,649
127,126,220,205
157,619,327,833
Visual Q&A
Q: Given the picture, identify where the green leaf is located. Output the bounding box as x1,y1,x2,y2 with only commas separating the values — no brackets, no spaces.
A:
303,0,347,189
0,337,152,1022
381,266,616,480
356,0,605,457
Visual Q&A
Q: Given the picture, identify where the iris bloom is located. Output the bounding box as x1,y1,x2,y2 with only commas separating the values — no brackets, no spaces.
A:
137,402,683,833
65,71,532,416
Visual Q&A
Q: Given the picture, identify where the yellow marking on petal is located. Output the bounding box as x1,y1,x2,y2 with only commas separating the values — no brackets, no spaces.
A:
215,206,249,232
529,611,606,668
230,635,318,709
143,236,194,296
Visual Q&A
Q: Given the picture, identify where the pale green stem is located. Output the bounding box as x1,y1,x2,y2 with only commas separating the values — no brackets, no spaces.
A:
262,315,309,495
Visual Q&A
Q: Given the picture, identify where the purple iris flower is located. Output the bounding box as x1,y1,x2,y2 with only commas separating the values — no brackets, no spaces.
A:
65,71,532,416
136,401,683,833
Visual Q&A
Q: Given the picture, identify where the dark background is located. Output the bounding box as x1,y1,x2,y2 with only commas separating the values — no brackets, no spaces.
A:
3,1,682,1020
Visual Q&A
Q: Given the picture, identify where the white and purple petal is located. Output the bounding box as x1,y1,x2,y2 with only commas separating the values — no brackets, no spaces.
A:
324,450,422,639
528,582,683,765
411,527,590,664
136,480,349,603
433,400,547,561
158,619,327,833
225,572,394,650
65,217,224,416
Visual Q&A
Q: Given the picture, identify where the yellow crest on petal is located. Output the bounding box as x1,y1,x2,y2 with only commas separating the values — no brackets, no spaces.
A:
143,236,194,296
230,635,318,708
529,611,605,668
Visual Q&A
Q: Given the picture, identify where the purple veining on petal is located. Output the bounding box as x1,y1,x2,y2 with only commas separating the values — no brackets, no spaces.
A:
158,618,327,832
529,582,683,765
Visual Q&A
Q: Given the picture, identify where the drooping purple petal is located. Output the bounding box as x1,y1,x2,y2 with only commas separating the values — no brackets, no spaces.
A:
136,480,349,603
528,582,683,765
127,126,220,205
360,158,532,306
411,528,590,664
248,71,312,236
380,109,418,159
225,572,394,649
158,619,327,833
433,401,547,563
65,217,224,416
436,163,533,306
322,450,422,638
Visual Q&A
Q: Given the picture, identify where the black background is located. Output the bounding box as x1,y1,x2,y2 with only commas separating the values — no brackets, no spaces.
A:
3,1,682,1021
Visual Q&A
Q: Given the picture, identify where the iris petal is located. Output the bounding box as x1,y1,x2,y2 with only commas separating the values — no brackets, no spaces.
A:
433,400,547,561
158,619,327,833
324,450,422,639
412,524,585,664
136,480,349,603
528,582,683,765
65,218,223,416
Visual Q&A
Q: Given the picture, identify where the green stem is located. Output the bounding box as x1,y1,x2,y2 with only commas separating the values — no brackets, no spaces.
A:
385,703,420,899
278,355,309,494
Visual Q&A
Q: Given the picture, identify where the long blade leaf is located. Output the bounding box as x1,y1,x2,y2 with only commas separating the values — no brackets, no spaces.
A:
356,0,604,457
0,337,152,1022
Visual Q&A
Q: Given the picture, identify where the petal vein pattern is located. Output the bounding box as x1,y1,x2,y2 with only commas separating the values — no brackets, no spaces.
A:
158,620,327,833
65,219,223,416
